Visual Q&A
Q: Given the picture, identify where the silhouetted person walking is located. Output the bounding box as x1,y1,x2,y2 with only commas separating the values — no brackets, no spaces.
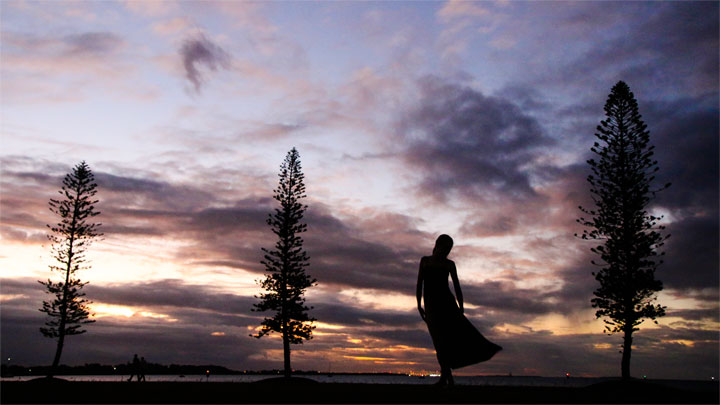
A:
417,234,501,386
139,356,147,382
127,354,140,382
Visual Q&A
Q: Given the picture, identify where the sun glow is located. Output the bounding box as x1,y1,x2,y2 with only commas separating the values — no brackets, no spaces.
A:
314,321,346,331
339,289,416,312
0,242,52,279
139,311,177,321
0,293,27,302
344,356,391,361
525,312,604,335
662,339,696,347
92,303,135,318
342,355,419,365
90,303,176,321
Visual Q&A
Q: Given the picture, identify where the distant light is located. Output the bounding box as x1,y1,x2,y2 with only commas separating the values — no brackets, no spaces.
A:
7,358,10,361
566,373,570,378
643,375,647,379
712,377,715,381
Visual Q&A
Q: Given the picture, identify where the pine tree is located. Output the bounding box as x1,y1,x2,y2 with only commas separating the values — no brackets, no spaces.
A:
39,161,102,377
578,81,669,379
252,148,316,378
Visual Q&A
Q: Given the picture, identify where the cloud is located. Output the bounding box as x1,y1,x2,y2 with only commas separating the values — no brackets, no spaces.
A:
3,31,125,57
462,281,560,315
547,2,718,99
398,76,552,204
434,0,512,64
660,217,719,295
0,225,46,243
122,0,177,17
63,32,124,56
646,96,719,213
619,2,718,96
180,34,230,93
153,17,194,36
0,30,155,103
85,279,257,315
437,0,490,22
666,308,719,322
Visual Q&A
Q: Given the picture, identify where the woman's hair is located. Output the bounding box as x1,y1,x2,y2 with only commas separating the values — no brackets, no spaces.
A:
433,234,454,258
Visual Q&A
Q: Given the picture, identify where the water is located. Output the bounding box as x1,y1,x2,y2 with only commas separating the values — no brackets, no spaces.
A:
1,374,716,391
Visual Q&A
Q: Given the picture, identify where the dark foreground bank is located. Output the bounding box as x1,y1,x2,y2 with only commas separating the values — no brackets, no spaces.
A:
2,378,718,404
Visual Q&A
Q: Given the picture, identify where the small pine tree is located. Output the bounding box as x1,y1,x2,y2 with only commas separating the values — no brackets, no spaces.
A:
252,147,316,378
39,161,102,376
578,81,669,380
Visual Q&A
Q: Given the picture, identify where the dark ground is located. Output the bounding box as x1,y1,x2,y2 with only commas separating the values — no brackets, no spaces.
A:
1,378,718,404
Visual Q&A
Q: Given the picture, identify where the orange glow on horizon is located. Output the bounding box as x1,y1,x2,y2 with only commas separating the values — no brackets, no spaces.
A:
91,303,177,321
344,356,391,361
0,293,28,302
662,339,696,347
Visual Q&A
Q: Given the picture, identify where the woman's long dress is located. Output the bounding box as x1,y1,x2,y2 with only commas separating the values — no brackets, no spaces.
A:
423,258,502,369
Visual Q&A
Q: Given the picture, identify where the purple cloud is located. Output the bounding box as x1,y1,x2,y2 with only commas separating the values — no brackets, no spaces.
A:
397,76,552,204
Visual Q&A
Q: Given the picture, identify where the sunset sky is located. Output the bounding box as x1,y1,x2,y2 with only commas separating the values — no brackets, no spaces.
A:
1,1,718,379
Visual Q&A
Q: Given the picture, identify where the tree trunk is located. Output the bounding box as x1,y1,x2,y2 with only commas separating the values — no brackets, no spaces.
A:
283,330,291,378
49,330,65,378
621,327,632,379
49,287,69,378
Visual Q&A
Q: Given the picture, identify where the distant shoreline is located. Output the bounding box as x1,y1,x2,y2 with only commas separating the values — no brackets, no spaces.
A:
2,364,714,381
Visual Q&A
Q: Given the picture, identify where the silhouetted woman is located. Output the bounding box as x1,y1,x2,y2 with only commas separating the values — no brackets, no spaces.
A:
416,234,501,386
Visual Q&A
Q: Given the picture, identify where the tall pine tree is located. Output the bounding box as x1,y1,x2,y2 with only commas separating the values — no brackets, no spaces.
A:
252,148,316,378
39,161,102,377
578,81,669,379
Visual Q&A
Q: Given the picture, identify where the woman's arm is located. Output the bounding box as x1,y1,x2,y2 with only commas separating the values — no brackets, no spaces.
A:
450,262,464,313
416,258,426,321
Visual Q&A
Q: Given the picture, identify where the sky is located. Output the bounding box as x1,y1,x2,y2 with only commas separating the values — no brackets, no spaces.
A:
0,0,718,380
